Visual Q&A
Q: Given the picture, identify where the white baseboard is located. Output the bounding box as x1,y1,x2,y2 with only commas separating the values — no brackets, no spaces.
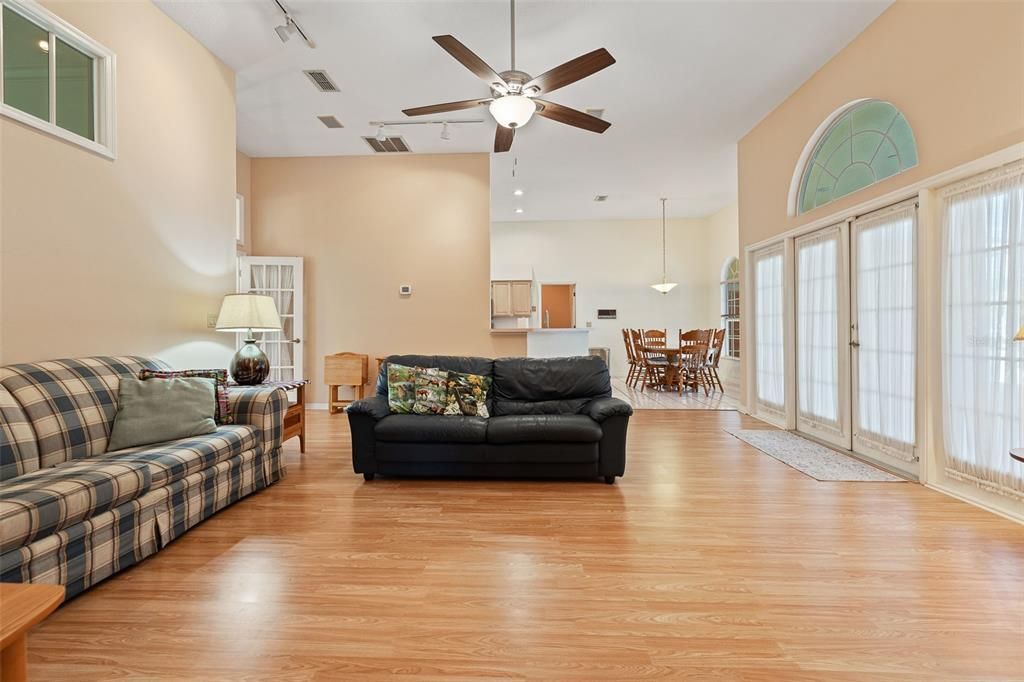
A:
925,481,1024,525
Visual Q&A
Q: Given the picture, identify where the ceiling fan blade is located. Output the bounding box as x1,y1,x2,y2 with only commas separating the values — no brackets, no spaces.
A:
494,126,515,153
523,48,615,95
534,100,611,133
402,98,492,117
433,35,507,87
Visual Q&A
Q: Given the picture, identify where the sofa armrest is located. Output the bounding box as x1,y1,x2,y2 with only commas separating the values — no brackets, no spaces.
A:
346,395,390,420
345,396,388,476
584,397,633,422
227,385,288,452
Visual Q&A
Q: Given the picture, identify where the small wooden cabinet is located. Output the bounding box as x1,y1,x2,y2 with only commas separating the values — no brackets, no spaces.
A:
492,280,532,318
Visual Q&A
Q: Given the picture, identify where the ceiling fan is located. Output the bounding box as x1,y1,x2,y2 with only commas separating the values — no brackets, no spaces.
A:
401,0,615,153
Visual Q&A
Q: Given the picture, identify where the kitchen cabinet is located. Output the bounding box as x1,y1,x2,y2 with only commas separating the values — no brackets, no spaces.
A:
491,280,532,317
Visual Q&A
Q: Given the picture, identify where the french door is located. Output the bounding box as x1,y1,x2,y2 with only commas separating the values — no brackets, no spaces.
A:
752,245,786,424
851,201,917,469
795,225,851,448
237,256,304,382
788,203,918,472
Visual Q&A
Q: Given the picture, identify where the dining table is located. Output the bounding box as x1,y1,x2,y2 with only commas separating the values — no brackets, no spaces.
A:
637,344,705,391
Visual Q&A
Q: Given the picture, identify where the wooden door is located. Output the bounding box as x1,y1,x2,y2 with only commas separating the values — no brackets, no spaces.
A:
238,256,304,382
491,281,512,317
541,284,575,328
511,281,532,316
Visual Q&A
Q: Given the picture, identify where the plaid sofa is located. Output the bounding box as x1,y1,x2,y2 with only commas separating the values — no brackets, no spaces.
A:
0,356,288,598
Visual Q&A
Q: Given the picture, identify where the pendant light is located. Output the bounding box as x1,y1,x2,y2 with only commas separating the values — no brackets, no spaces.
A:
650,197,678,294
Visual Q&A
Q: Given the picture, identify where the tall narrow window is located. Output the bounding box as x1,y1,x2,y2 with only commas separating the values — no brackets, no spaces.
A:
941,162,1024,497
754,246,785,415
0,0,114,157
853,202,916,460
720,257,740,359
796,227,843,435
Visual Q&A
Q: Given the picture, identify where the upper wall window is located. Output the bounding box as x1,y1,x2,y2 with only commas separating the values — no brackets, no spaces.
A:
1,0,115,158
791,99,917,215
721,257,740,359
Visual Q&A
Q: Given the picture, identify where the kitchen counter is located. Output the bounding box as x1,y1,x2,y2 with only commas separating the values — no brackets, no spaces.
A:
488,328,591,358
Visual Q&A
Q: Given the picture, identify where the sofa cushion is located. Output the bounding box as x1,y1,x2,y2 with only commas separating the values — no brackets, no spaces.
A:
487,415,603,444
0,356,169,469
97,425,260,488
377,356,494,398
107,377,218,451
1,386,39,482
491,356,611,416
412,367,449,415
375,415,488,443
0,459,152,553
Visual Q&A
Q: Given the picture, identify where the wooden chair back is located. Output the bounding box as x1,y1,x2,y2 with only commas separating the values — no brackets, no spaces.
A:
622,329,636,363
642,329,667,348
679,329,711,347
708,328,726,368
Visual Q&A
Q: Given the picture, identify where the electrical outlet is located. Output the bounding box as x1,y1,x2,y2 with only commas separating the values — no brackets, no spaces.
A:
207,313,219,329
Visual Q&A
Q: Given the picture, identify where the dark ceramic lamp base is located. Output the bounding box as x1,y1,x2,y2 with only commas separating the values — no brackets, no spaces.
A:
230,339,270,385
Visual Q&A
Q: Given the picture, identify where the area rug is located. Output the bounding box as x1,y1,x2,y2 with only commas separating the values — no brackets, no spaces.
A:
723,428,903,482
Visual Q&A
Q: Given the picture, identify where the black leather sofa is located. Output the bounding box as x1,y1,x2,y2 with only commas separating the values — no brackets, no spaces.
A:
346,355,633,483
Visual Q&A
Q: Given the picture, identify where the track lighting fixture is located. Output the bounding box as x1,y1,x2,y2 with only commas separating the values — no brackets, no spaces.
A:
272,0,315,49
440,122,451,141
375,126,388,142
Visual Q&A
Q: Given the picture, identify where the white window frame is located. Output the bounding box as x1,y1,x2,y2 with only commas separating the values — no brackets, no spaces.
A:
720,257,740,359
0,0,116,159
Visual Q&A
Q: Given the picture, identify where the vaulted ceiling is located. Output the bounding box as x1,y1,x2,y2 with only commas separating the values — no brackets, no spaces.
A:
155,0,891,221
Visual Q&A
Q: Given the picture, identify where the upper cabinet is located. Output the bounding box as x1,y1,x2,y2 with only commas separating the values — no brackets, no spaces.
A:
492,280,532,318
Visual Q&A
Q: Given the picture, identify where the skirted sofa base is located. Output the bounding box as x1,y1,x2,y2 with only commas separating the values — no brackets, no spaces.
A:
0,356,288,599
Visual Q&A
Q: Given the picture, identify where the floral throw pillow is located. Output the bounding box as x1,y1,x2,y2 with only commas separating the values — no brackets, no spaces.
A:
138,368,231,424
386,363,417,414
443,370,491,418
413,367,449,415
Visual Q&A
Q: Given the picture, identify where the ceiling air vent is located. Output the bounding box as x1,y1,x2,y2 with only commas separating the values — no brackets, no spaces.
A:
585,108,605,119
362,136,410,153
303,69,340,93
594,194,609,202
317,115,343,129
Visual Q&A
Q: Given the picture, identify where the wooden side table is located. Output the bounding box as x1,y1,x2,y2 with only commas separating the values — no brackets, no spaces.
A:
0,583,64,682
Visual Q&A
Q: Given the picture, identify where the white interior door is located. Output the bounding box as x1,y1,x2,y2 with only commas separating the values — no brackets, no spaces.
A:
795,225,852,448
851,201,918,472
238,256,304,382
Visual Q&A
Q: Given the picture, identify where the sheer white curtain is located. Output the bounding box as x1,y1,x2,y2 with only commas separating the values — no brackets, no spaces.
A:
754,247,785,414
941,163,1024,497
247,264,296,381
796,228,841,430
854,203,916,459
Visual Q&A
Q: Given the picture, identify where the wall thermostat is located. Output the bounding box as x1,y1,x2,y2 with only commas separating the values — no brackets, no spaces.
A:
399,284,412,296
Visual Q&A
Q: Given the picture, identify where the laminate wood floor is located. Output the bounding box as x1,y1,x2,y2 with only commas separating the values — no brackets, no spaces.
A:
26,411,1024,681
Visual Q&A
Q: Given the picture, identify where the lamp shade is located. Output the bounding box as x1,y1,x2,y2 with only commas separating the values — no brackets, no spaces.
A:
215,294,281,332
1016,325,1024,342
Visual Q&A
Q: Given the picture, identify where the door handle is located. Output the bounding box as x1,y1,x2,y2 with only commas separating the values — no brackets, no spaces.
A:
289,338,301,344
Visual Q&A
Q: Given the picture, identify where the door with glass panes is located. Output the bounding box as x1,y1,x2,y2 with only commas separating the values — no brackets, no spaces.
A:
237,256,303,382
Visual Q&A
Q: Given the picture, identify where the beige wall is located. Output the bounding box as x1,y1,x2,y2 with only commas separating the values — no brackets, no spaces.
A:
236,150,252,252
0,0,238,367
738,0,1024,394
739,0,1024,250
250,153,526,404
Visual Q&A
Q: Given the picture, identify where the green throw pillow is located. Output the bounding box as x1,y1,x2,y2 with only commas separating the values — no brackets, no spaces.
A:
386,363,417,414
444,370,491,418
413,367,449,415
107,377,217,451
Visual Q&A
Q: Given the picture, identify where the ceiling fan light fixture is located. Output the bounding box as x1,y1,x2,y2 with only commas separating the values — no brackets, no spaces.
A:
489,95,535,129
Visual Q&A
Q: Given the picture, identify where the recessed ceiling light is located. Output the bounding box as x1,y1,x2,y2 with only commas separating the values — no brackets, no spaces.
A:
513,189,524,196
514,208,524,214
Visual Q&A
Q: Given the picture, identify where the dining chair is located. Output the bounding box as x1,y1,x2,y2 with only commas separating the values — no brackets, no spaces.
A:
705,328,726,392
677,342,710,396
631,328,667,391
622,329,640,387
642,328,668,349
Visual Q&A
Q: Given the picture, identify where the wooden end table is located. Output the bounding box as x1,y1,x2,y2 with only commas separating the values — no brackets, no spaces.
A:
1,583,64,682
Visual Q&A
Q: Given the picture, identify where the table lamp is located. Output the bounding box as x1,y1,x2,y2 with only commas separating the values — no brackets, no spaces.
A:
215,294,282,385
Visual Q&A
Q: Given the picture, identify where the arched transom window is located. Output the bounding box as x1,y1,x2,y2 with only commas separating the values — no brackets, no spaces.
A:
792,99,918,215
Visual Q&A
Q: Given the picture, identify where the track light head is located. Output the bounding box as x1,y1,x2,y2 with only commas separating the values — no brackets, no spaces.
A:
440,122,451,141
375,126,388,142
275,20,295,43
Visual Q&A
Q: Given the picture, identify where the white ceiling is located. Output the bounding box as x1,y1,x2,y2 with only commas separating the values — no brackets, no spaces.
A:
154,0,890,222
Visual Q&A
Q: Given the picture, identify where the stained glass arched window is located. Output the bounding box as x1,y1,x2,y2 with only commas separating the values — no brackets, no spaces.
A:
792,100,918,215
